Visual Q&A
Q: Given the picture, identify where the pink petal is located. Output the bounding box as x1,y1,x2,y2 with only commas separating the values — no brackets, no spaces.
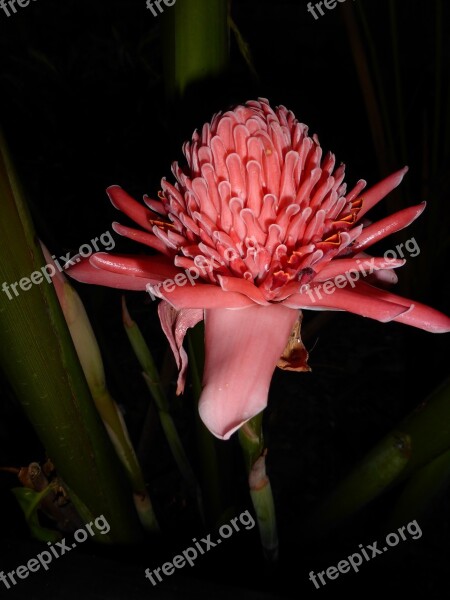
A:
107,185,156,232
313,256,405,282
89,252,180,280
67,256,152,290
353,281,450,333
199,304,298,439
66,252,180,290
143,194,168,216
346,252,400,286
151,280,255,309
352,202,426,253
281,282,411,322
112,222,171,255
217,275,270,305
157,302,204,395
356,167,409,221
284,279,450,332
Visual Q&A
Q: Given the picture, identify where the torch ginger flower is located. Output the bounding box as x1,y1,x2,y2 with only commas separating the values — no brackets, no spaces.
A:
68,98,450,440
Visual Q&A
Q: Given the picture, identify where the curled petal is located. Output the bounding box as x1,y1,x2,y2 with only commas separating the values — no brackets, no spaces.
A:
217,275,270,305
199,304,298,439
157,302,204,395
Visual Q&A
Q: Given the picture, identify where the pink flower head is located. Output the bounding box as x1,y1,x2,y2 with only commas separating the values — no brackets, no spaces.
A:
68,98,450,439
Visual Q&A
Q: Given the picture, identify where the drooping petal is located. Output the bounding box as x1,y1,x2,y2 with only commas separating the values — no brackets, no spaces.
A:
199,304,298,439
157,302,204,394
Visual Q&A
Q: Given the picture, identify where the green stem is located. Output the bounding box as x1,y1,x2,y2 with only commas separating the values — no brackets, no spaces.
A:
387,446,450,529
0,132,142,543
122,299,204,521
188,323,223,526
239,416,278,561
94,388,159,533
163,0,229,98
45,268,159,533
309,378,450,535
309,432,411,535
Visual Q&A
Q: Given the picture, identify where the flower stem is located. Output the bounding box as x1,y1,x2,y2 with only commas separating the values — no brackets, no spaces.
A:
122,299,204,522
187,323,224,526
239,415,279,561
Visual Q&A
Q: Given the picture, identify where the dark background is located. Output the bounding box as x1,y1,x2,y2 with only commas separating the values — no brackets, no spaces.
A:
0,0,449,598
